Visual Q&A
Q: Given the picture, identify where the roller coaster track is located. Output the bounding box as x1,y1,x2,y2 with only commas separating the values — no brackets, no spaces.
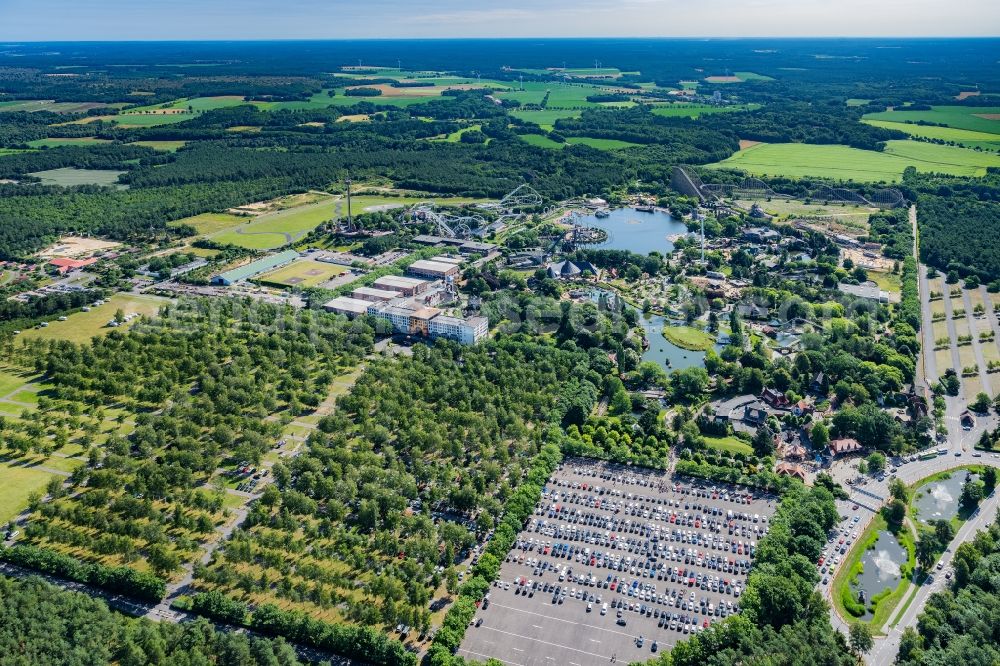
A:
675,166,905,209
399,183,544,238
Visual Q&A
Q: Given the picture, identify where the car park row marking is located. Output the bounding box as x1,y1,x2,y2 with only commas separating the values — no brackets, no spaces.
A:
489,601,638,639
457,649,525,666
478,626,613,661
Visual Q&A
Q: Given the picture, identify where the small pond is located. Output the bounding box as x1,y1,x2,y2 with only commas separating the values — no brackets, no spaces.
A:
572,207,690,255
851,529,908,621
588,289,708,371
912,471,978,526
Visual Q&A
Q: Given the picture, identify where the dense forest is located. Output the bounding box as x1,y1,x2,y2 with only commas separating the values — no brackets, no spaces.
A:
915,189,1000,284
700,103,906,151
550,107,739,161
0,575,307,666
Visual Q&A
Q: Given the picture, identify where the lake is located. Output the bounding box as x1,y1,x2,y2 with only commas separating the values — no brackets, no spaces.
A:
573,207,690,255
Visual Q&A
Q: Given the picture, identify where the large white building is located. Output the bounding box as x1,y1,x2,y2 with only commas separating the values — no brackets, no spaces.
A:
323,296,371,317
407,259,460,279
428,315,489,345
366,299,487,345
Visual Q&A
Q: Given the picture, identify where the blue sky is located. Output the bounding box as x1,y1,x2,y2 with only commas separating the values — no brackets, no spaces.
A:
3,0,997,39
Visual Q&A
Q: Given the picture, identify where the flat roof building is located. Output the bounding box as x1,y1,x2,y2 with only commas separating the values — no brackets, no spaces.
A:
408,259,460,279
412,234,448,245
430,255,464,266
838,281,889,303
211,249,299,286
373,275,429,296
351,286,400,302
366,299,487,345
323,296,371,318
367,299,442,337
459,241,496,255
428,315,489,345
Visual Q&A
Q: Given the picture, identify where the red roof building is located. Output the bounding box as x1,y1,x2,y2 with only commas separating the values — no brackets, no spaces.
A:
775,462,807,481
829,438,862,457
49,257,97,274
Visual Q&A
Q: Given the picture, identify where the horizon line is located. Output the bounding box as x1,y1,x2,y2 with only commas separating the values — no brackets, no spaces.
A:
2,35,999,43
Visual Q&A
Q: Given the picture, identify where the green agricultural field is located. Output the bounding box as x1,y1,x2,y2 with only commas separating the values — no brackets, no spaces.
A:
431,124,483,142
517,134,640,150
862,106,1000,135
737,198,873,224
84,112,196,127
256,259,347,289
0,462,61,526
497,81,622,109
174,96,248,112
168,212,246,235
566,136,641,149
545,83,617,108
846,99,871,107
868,270,902,295
708,140,1000,182
733,72,775,81
562,67,622,77
495,89,549,106
509,108,582,130
125,96,248,114
21,293,170,343
0,100,121,114
651,103,760,119
252,90,341,112
27,168,125,187
211,198,335,249
0,149,29,157
26,137,111,148
126,140,187,152
862,119,1000,150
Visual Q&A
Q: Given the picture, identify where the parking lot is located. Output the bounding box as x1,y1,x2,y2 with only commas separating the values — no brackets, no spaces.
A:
459,458,778,666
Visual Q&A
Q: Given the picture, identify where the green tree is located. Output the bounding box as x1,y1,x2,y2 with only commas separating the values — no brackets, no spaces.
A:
671,366,709,402
883,499,906,531
752,424,776,458
811,422,830,450
970,391,991,414
866,451,886,474
916,533,939,571
959,478,985,511
932,519,955,546
889,478,908,503
849,622,873,660
983,466,997,494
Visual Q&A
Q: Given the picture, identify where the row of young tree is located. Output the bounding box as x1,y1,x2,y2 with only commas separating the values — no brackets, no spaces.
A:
193,334,614,639
2,298,374,595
